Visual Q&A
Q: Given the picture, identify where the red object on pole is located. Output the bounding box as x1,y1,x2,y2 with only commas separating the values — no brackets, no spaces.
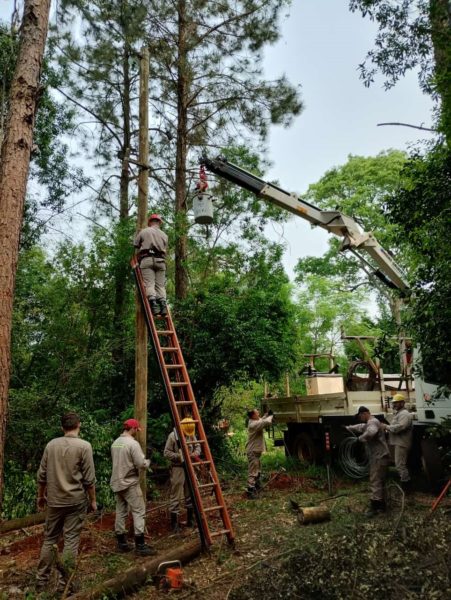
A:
429,478,451,514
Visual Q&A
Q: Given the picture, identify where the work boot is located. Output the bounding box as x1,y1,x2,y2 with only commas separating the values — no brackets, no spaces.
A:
186,507,194,528
134,533,157,556
170,511,181,533
364,500,385,517
149,299,160,316
158,298,168,316
116,533,132,553
246,486,257,499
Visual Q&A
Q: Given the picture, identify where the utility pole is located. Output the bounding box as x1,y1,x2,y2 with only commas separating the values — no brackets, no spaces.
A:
134,46,149,498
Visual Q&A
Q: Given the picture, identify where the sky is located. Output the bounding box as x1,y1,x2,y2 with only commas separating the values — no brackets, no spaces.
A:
1,0,435,279
261,1,434,278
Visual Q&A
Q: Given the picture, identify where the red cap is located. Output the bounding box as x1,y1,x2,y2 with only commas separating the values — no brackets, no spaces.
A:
124,418,142,431
148,213,162,224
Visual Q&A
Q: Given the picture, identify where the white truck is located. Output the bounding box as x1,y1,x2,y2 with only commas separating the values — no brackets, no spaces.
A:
201,156,451,488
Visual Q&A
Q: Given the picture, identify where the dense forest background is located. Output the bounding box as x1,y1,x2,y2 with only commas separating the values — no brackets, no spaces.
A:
0,0,450,518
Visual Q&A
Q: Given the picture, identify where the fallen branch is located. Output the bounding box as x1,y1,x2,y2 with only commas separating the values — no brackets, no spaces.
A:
67,540,202,599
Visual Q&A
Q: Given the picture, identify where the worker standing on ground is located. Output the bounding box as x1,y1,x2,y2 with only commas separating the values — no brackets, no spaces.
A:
36,412,97,594
346,406,390,517
164,417,201,532
245,408,274,498
381,393,413,490
110,419,156,556
134,213,168,316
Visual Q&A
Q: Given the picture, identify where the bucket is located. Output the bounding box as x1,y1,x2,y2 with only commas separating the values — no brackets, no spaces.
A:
193,192,214,224
297,506,330,525
156,560,183,590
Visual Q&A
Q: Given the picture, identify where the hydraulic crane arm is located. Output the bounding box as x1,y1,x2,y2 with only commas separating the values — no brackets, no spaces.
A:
200,155,410,294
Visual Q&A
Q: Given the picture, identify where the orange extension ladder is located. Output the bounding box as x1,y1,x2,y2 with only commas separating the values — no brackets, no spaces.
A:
131,256,235,549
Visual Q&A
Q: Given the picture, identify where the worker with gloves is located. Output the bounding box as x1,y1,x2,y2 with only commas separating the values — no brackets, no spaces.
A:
345,406,390,517
164,417,201,532
110,419,155,556
134,213,168,316
245,408,274,498
381,393,413,490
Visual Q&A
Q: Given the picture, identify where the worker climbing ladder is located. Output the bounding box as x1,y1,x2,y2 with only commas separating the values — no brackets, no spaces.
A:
131,256,235,549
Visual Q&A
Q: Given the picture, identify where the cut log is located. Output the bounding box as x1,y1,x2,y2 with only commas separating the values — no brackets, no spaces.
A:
68,540,202,599
297,506,331,525
0,512,46,534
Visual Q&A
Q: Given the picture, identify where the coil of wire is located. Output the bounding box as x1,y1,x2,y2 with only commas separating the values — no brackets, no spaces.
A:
338,436,370,479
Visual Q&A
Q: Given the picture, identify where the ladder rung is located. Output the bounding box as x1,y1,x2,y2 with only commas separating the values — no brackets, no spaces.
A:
211,529,231,538
204,505,223,513
165,364,183,369
158,330,174,335
162,347,178,352
175,400,195,405
198,482,217,489
170,382,188,387
192,460,211,466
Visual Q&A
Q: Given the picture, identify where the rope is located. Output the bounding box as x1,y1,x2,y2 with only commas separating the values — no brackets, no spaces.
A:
338,436,369,479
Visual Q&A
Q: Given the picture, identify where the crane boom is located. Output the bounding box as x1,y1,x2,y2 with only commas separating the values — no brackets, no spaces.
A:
200,155,410,294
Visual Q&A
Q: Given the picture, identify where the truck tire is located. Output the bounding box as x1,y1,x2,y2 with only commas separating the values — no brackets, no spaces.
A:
294,432,318,464
420,437,444,492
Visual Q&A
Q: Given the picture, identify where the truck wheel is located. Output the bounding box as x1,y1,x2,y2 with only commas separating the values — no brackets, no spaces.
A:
420,437,444,492
294,432,318,464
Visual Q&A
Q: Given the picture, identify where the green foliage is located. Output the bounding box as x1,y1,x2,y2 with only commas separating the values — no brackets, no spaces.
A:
1,462,37,520
385,144,451,385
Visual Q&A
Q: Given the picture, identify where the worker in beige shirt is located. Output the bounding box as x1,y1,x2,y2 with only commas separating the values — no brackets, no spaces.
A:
164,418,201,532
245,408,274,498
346,406,390,517
381,393,414,489
36,412,96,593
134,213,169,316
110,418,155,556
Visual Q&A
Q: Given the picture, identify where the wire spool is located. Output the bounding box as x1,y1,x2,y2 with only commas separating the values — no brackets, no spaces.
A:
338,436,369,479
346,360,377,391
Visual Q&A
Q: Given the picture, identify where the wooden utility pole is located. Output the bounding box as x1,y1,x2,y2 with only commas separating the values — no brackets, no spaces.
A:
0,0,51,508
134,46,149,498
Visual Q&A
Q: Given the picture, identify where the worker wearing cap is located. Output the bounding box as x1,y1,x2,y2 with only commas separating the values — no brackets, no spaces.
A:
346,406,390,516
134,213,169,316
110,419,155,556
164,417,201,532
381,394,413,490
245,409,274,499
36,412,96,593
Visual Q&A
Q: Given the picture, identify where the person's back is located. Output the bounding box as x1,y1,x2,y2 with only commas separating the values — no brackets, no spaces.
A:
110,433,147,492
135,225,168,257
41,436,94,506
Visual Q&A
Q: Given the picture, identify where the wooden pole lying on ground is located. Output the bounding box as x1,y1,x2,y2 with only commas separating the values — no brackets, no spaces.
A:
134,45,150,498
67,540,202,600
0,511,46,534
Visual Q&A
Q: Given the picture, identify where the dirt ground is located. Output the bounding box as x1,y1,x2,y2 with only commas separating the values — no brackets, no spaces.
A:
0,470,449,600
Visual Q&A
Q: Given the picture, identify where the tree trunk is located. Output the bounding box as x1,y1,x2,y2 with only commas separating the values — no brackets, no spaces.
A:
112,38,132,405
174,0,189,300
68,540,202,599
429,0,451,144
0,0,51,509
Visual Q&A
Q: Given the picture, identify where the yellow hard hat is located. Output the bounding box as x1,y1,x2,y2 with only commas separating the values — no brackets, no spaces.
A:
181,417,196,437
393,393,406,403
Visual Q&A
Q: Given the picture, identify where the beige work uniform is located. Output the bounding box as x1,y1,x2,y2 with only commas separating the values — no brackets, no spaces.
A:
387,408,413,482
164,431,201,514
110,434,150,535
36,434,95,588
348,417,390,502
134,226,168,300
245,415,273,488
